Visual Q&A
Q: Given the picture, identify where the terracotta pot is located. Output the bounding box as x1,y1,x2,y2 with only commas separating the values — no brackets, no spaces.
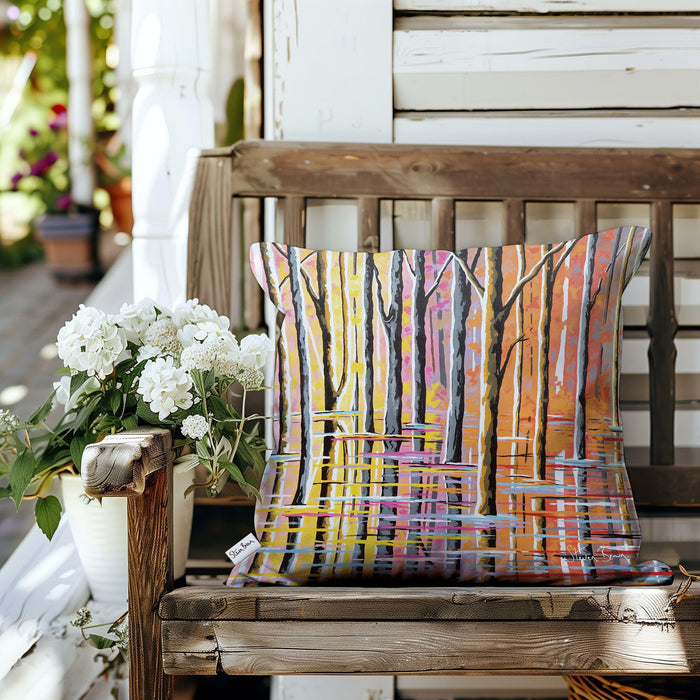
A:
35,208,100,281
104,178,133,234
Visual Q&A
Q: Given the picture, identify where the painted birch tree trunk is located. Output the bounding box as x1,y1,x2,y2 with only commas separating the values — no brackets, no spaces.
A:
476,247,504,519
309,253,348,575
573,234,598,580
353,254,377,571
444,251,471,464
377,251,404,562
532,250,554,570
412,251,428,453
280,245,314,576
475,248,504,579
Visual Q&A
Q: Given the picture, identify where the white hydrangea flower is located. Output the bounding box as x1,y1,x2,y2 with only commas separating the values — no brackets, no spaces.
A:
115,299,159,344
137,356,193,420
0,409,19,435
143,318,181,356
239,333,273,371
56,305,128,379
52,374,100,413
173,298,230,348
136,344,162,362
181,414,209,440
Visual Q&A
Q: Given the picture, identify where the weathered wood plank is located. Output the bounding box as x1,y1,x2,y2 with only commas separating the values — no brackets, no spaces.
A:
159,581,700,622
283,196,306,248
395,1,700,10
431,198,455,250
128,464,174,698
82,428,172,497
575,200,597,238
187,156,233,320
627,465,700,509
648,200,678,466
357,197,380,252
504,199,525,245
159,619,699,675
394,17,700,110
227,141,700,202
394,111,700,150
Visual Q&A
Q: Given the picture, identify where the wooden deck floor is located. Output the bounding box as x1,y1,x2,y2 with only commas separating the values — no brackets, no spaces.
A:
0,261,94,566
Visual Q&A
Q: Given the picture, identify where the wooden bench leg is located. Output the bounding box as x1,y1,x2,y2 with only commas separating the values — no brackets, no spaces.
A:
128,466,175,699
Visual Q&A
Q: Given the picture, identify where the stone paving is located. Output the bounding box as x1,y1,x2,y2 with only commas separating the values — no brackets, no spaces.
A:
0,262,94,566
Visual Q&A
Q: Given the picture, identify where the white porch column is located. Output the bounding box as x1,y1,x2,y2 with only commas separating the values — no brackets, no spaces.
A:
131,0,214,306
64,0,96,207
114,0,134,159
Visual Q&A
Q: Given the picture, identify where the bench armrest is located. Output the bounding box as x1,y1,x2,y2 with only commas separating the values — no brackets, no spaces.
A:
81,427,172,497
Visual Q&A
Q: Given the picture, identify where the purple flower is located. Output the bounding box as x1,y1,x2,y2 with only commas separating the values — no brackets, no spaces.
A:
18,149,25,160
44,151,59,166
10,172,22,190
29,128,39,138
55,194,72,211
29,159,48,176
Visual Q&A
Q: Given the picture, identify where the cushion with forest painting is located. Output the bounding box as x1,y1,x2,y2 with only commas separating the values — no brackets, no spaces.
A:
228,226,672,586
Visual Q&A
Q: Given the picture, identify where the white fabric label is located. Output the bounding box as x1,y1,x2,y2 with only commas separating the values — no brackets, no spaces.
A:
225,533,261,565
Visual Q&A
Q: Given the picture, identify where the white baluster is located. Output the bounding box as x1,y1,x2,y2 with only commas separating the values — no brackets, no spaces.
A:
131,0,214,306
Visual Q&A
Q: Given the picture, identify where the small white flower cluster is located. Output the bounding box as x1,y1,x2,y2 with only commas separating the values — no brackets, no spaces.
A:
0,409,19,435
181,414,209,440
54,298,273,427
57,305,127,379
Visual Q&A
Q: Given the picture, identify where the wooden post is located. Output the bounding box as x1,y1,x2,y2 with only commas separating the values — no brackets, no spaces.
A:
64,0,96,207
131,0,215,306
82,428,174,699
648,200,677,465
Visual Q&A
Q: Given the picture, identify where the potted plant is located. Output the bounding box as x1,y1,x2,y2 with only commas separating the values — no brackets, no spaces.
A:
0,298,271,602
95,137,133,235
8,103,101,280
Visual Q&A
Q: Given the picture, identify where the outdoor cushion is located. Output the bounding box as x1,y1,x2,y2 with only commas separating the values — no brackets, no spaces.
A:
229,227,672,585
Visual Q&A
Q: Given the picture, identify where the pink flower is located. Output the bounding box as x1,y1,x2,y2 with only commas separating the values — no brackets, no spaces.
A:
49,112,67,131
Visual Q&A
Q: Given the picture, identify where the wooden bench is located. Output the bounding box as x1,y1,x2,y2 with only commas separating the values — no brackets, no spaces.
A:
83,141,700,699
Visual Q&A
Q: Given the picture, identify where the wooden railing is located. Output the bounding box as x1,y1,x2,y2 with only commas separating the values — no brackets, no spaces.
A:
188,141,700,505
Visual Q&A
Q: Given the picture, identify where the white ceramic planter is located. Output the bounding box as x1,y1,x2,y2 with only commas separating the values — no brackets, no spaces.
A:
61,463,194,603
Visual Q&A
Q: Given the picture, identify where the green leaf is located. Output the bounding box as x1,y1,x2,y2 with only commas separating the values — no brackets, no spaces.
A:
86,633,117,650
28,392,56,425
73,395,101,431
121,414,138,432
0,486,11,499
70,371,89,395
219,460,246,485
135,400,161,425
107,389,121,415
35,495,62,540
195,440,211,461
9,448,36,509
70,434,91,472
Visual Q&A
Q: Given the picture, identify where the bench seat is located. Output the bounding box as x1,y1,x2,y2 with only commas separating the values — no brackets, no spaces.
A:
159,582,700,676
